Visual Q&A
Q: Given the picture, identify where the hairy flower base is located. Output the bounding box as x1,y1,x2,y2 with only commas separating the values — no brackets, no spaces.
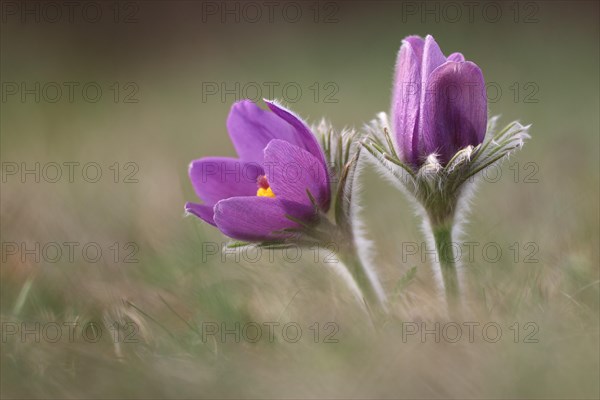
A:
363,113,531,223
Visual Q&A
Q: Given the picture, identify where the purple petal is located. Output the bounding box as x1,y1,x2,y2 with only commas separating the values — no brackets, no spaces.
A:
226,100,301,164
447,52,465,62
403,36,425,61
391,35,425,166
263,100,328,168
185,202,216,226
421,35,448,82
213,196,305,242
263,139,329,210
420,61,487,164
412,35,448,165
189,157,263,205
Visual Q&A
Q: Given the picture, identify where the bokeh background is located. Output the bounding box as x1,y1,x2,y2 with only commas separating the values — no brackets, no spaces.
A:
1,1,598,398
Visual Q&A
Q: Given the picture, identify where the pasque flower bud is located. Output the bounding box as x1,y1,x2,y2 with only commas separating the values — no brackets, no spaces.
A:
392,35,487,167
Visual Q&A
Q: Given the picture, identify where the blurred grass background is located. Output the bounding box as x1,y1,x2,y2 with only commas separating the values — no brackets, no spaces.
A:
1,1,599,398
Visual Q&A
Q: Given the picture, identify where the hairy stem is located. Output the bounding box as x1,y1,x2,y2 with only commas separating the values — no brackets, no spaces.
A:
429,219,461,315
334,240,385,325
342,250,381,310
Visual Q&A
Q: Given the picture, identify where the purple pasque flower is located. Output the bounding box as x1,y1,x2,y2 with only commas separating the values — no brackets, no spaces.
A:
391,34,487,167
185,100,330,242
